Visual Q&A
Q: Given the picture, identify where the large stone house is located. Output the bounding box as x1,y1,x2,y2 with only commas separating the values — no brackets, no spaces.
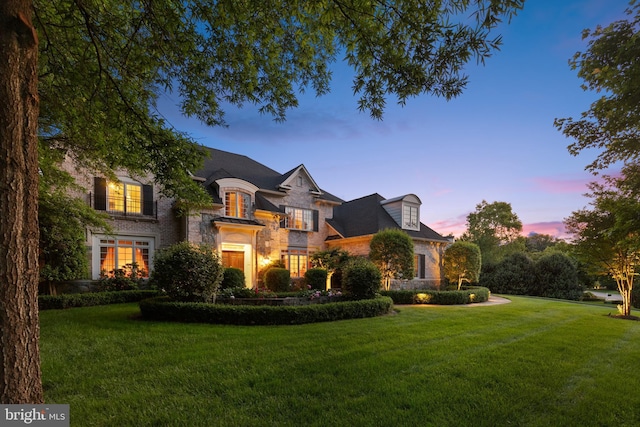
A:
74,147,450,289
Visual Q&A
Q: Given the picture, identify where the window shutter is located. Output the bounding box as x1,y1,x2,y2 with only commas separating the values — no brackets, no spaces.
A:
279,205,286,228
94,177,107,211
313,210,319,232
419,254,426,279
142,185,154,216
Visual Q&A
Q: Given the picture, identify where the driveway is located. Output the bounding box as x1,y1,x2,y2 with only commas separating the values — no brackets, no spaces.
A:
589,290,622,302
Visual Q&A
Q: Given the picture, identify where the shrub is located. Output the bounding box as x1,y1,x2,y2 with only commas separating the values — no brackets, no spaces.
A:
380,287,490,305
342,258,381,300
39,290,159,310
305,268,328,290
139,296,393,325
96,263,146,292
221,267,245,290
481,252,534,295
264,268,290,292
149,242,223,302
534,252,584,300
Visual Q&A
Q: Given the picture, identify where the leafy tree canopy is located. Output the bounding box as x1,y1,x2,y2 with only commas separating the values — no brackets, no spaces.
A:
461,200,522,263
369,229,414,290
443,241,481,290
34,0,524,199
564,163,640,316
554,1,640,171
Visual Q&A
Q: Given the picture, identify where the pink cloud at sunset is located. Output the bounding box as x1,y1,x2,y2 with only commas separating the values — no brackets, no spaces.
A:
530,176,592,195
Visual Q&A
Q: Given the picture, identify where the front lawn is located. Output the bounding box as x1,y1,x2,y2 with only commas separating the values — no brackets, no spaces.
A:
40,297,640,426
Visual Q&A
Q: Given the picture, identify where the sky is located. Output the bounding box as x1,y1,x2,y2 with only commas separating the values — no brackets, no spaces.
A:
158,0,632,239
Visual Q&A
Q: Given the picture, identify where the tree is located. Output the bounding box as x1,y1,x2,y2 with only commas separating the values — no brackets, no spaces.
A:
443,241,482,290
565,164,640,317
525,233,562,254
534,252,583,300
554,2,640,171
1,0,523,404
461,200,523,264
369,229,414,290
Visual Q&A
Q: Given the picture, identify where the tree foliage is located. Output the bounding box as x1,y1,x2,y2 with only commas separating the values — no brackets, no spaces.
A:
564,163,640,316
443,241,482,290
533,252,583,300
554,1,640,171
480,252,535,296
461,200,523,264
369,229,414,290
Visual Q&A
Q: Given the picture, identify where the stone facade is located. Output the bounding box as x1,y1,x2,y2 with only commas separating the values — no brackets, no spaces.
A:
63,148,449,289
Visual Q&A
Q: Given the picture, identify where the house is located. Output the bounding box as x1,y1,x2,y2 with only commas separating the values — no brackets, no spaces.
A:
73,147,450,289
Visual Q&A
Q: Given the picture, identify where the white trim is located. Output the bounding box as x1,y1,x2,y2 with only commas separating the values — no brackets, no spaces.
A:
91,234,156,279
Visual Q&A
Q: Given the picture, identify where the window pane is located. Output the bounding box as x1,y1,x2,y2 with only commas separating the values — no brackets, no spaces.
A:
100,247,116,275
126,184,142,214
225,192,237,216
135,248,150,277
108,182,125,212
118,247,134,270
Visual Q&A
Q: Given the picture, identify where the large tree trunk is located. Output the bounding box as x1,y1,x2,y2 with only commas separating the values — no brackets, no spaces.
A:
0,0,44,403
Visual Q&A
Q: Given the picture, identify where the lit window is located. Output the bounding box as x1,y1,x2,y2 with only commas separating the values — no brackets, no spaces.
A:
281,249,309,278
99,239,150,277
107,182,142,214
284,207,314,231
403,204,419,230
225,191,251,218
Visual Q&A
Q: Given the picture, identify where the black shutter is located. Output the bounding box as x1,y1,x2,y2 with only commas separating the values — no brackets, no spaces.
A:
142,185,154,216
94,177,107,211
419,254,426,279
313,210,319,232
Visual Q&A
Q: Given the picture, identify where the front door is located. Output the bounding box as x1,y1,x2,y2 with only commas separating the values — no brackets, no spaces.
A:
222,250,245,272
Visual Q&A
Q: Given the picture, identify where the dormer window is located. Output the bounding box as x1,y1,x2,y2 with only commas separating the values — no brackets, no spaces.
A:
403,204,419,231
225,191,251,218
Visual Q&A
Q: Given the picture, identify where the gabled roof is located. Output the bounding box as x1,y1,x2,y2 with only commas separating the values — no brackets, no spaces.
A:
326,193,449,243
194,147,343,203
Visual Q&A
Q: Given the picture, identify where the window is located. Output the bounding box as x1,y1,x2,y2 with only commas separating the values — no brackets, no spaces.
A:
403,204,419,230
108,182,142,214
99,238,151,277
93,177,154,216
283,207,316,231
225,191,251,218
414,254,425,279
281,249,309,278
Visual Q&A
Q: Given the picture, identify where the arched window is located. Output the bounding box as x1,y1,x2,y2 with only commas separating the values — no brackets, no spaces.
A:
225,191,251,218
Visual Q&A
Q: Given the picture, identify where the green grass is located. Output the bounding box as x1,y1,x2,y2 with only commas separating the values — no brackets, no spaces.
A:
40,297,640,426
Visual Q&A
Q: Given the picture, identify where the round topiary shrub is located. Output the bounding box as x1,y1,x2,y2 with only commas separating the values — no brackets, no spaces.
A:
343,258,381,300
150,242,223,302
264,267,290,292
305,268,327,290
221,267,245,290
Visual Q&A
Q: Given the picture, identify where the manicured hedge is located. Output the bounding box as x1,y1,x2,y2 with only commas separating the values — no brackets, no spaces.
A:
380,287,490,305
39,290,160,310
139,296,394,325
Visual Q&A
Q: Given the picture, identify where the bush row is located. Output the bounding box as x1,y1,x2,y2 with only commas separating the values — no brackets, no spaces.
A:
480,252,584,300
380,287,491,305
139,296,394,325
39,290,160,310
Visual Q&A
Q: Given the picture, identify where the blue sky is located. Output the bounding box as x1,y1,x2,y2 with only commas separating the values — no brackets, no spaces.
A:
159,0,631,239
